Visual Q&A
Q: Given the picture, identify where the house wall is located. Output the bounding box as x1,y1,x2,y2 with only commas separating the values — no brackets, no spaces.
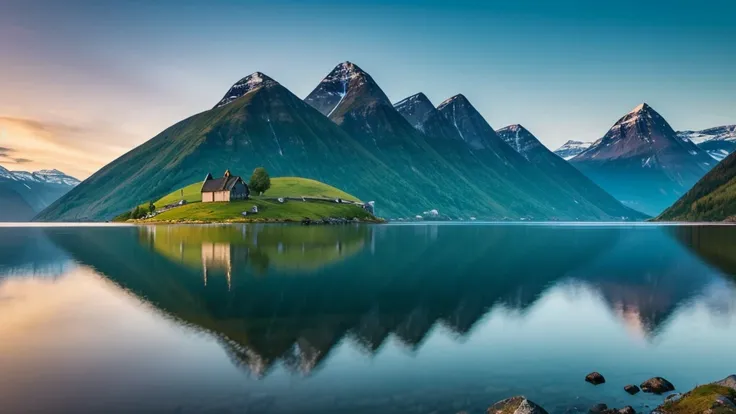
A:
214,191,230,202
202,192,214,203
231,181,249,200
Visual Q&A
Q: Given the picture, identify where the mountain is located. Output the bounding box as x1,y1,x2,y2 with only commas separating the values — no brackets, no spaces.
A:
433,94,643,219
0,165,79,221
392,92,557,218
554,140,593,160
37,72,461,221
677,125,736,162
305,63,532,219
569,103,716,216
393,91,643,220
657,150,736,221
496,124,646,219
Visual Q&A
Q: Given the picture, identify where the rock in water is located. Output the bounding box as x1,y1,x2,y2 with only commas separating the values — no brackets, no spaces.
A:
641,377,675,394
715,375,736,391
589,403,608,413
617,407,635,414
586,372,606,385
624,385,640,395
487,396,549,414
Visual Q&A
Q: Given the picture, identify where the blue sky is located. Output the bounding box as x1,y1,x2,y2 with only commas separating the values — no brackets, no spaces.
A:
1,0,734,178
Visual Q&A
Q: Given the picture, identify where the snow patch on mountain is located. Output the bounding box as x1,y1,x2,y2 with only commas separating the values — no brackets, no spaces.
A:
496,124,542,160
4,168,80,186
677,125,736,144
214,72,277,109
554,140,593,160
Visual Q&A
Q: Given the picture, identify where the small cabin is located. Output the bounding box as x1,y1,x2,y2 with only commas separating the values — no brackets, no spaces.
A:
201,170,249,203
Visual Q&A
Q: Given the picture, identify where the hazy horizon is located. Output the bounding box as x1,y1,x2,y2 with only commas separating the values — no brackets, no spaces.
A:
1,0,734,179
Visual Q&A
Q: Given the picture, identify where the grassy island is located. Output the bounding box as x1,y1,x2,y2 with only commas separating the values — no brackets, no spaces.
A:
115,177,379,224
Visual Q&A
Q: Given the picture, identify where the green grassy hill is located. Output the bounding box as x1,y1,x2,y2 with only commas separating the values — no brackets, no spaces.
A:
121,177,374,223
152,177,360,208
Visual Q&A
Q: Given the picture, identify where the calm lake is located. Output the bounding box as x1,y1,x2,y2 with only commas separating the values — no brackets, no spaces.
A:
1,223,735,414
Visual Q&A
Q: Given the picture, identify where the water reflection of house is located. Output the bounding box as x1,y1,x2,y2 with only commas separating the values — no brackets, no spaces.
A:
202,242,232,288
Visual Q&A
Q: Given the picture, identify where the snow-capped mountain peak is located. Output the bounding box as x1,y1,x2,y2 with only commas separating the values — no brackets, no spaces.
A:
393,93,437,132
394,92,431,111
436,94,469,110
6,168,80,186
677,125,736,161
305,61,390,119
0,164,16,180
496,124,544,160
553,140,593,160
321,61,366,84
213,72,277,109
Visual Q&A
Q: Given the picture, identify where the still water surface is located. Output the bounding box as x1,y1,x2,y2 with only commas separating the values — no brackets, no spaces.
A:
1,224,735,414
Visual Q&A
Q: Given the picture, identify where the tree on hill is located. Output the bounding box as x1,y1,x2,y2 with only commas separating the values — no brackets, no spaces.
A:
249,167,271,195
148,201,156,214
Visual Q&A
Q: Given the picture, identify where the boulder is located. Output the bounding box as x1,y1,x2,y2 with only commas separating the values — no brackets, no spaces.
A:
487,396,549,414
624,385,640,395
715,375,736,391
640,377,675,394
712,395,736,409
617,407,635,414
589,403,608,413
665,393,682,403
586,372,606,385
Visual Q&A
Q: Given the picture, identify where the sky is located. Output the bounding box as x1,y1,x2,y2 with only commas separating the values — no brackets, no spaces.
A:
1,0,734,179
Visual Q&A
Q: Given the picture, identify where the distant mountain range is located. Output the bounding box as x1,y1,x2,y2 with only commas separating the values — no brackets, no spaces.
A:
36,61,644,222
677,125,736,162
553,140,593,160
0,166,79,221
554,126,736,162
568,103,717,216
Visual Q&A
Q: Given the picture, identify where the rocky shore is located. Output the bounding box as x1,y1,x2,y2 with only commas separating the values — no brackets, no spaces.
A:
482,375,735,414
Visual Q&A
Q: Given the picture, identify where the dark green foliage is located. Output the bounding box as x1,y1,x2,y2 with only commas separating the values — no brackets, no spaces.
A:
658,151,736,221
148,201,156,214
249,167,271,195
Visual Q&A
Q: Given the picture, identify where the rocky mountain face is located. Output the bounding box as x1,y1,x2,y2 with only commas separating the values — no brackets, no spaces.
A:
496,124,645,219
554,140,593,160
677,125,736,162
657,150,736,221
569,103,715,216
0,165,79,221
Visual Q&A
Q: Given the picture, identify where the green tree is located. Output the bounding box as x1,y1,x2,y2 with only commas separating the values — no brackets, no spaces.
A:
132,206,142,219
148,201,156,214
249,167,271,196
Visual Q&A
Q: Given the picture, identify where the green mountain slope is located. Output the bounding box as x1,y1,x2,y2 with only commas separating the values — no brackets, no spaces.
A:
34,74,445,221
496,124,647,219
657,151,736,221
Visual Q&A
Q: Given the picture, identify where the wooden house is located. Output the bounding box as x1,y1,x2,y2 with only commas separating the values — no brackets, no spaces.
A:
201,170,249,202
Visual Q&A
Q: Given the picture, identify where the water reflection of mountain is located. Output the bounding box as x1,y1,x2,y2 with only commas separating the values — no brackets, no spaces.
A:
0,227,73,278
670,226,736,278
45,224,730,377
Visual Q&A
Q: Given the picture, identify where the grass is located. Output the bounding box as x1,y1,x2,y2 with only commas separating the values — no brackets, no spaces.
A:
658,385,736,414
145,198,376,223
148,177,360,209
120,176,373,223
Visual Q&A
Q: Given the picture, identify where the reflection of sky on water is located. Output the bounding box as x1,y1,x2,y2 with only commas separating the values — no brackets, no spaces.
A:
0,224,735,414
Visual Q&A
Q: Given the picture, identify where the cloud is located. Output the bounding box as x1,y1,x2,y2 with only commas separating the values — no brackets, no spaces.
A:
0,116,86,140
0,116,130,178
0,144,33,164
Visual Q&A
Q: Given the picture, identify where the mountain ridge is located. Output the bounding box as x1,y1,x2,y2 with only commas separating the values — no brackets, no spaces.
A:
569,103,715,216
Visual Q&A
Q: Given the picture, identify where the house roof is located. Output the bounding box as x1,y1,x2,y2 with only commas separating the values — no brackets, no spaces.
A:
201,174,245,192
